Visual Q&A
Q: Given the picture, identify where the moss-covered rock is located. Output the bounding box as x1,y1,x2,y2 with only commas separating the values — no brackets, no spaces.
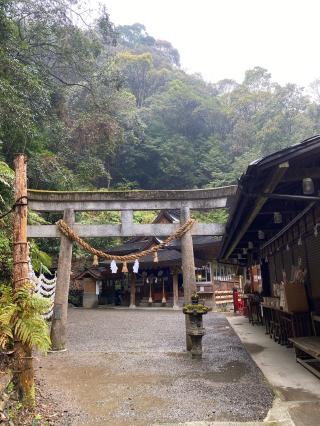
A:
183,304,209,315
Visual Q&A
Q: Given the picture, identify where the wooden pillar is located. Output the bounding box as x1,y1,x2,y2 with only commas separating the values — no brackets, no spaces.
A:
180,207,197,351
13,153,35,406
172,272,179,310
50,208,74,351
130,273,136,308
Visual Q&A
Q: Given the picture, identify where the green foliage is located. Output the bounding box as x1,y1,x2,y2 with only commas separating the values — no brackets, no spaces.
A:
133,211,158,224
29,241,52,274
1,4,320,237
0,233,12,279
192,210,228,224
0,283,51,353
0,161,14,281
2,2,319,195
0,161,14,207
183,304,209,315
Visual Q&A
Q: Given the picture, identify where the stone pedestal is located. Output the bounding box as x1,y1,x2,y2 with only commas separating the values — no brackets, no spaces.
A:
187,314,205,359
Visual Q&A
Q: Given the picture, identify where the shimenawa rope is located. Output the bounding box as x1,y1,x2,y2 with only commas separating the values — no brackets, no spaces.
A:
56,218,196,262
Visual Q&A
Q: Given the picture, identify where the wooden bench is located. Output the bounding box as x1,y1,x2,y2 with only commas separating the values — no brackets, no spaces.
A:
290,314,320,379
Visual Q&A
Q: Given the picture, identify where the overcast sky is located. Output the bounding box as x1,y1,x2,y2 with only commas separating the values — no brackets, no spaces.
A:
84,0,320,88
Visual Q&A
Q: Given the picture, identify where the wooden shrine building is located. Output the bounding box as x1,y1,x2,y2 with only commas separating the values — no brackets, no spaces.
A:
219,135,320,328
73,210,226,309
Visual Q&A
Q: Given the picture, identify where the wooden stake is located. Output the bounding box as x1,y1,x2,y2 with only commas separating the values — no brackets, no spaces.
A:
13,153,35,406
129,273,136,308
172,272,179,310
50,208,74,351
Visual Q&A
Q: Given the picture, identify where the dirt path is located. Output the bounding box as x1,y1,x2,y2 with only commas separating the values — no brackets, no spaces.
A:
36,309,273,425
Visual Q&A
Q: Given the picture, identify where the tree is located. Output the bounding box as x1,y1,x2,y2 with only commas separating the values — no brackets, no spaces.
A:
118,51,153,107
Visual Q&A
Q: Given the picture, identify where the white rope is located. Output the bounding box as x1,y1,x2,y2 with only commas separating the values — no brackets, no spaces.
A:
39,273,57,285
28,258,56,319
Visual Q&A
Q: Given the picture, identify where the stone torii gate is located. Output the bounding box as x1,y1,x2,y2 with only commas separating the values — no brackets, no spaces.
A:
27,187,236,351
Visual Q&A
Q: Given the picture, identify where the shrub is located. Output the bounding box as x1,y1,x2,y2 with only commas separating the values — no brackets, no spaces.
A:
0,284,51,353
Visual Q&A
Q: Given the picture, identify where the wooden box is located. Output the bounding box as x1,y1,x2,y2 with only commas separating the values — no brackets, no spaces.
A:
284,282,309,312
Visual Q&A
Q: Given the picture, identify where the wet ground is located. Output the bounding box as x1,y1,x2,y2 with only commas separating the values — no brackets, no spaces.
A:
36,309,273,425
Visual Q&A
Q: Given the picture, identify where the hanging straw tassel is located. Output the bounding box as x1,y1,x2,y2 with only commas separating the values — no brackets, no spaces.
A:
92,255,99,266
153,251,159,263
122,261,128,273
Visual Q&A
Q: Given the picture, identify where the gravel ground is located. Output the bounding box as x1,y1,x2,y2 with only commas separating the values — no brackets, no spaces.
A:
35,308,273,425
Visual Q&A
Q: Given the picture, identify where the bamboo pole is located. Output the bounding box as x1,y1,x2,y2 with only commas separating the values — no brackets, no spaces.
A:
13,153,35,406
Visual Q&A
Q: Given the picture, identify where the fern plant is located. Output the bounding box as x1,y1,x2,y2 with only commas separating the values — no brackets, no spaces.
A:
0,283,51,353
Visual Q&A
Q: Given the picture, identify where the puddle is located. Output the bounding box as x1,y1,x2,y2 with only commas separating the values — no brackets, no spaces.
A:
244,343,265,354
202,361,249,382
276,386,320,401
166,351,187,358
289,401,320,426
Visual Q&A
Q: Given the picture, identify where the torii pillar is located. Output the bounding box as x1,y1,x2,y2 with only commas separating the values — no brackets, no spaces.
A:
180,206,197,351
50,208,74,351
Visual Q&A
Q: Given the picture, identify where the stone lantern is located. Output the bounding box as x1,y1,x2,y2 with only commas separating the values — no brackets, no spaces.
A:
183,292,208,359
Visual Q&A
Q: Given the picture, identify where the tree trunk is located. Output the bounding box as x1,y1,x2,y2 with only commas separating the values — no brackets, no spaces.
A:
13,153,35,407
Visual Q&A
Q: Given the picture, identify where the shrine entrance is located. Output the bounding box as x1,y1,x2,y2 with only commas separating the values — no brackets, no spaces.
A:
25,157,236,351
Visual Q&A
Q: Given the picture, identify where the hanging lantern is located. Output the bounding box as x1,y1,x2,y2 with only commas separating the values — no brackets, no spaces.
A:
92,255,99,266
286,244,290,251
248,241,253,249
122,261,128,273
133,259,139,274
302,178,314,195
153,251,159,263
258,230,265,240
274,212,282,224
298,236,302,246
242,248,247,255
110,260,118,274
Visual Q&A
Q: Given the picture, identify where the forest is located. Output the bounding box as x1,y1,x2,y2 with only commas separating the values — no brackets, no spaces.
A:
2,0,320,276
